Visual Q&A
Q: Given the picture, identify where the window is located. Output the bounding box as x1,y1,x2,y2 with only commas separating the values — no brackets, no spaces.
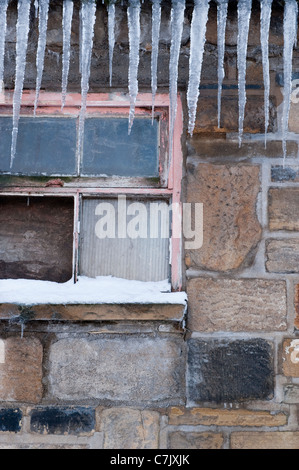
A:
0,92,183,293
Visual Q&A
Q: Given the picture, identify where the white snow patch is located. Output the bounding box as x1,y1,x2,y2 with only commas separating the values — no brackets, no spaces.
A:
0,276,187,306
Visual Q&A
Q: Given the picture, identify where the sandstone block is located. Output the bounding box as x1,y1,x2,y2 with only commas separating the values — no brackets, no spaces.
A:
168,407,287,427
282,338,299,377
283,385,299,404
0,337,43,403
268,188,299,231
186,163,262,272
0,409,22,433
266,239,299,273
48,336,185,404
30,407,95,435
187,278,287,333
231,432,299,449
187,338,274,403
168,431,223,450
193,95,272,134
100,408,159,449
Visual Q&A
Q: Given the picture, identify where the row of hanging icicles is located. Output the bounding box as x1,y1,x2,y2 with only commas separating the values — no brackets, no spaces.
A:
0,0,298,168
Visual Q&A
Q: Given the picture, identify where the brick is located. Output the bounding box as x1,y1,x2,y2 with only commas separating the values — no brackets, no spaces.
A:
30,407,95,435
168,407,287,427
268,188,299,231
48,336,185,404
187,339,274,403
186,163,261,272
100,408,159,449
187,278,287,333
231,432,299,449
0,409,22,433
168,431,223,450
282,339,299,377
0,337,43,403
266,239,299,273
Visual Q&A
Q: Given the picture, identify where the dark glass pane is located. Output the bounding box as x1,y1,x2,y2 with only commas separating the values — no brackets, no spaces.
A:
0,117,77,176
82,117,159,177
0,196,74,283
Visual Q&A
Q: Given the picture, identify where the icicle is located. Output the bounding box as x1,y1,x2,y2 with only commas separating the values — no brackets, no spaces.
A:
260,0,272,148
10,0,31,168
34,0,39,18
127,0,141,134
216,0,228,129
282,0,298,163
107,0,116,87
34,0,50,115
0,0,9,90
61,0,74,110
77,0,97,160
151,0,161,123
237,0,252,147
169,0,185,166
187,0,209,136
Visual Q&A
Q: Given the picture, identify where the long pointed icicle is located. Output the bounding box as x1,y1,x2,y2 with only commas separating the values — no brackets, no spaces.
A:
282,0,298,162
34,0,50,115
169,0,185,164
217,0,228,128
10,0,31,168
61,0,74,110
151,0,161,123
187,0,209,136
0,0,9,89
237,0,252,147
107,1,116,87
260,0,272,148
127,0,141,134
77,0,97,161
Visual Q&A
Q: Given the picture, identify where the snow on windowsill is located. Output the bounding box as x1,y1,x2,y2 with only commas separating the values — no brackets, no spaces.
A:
0,276,187,306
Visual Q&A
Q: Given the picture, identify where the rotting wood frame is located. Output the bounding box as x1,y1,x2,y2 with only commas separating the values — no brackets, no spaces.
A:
0,91,184,292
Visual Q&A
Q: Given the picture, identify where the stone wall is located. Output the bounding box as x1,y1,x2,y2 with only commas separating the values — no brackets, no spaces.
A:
1,0,299,449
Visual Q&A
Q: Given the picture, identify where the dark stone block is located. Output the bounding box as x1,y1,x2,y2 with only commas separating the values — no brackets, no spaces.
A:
0,409,22,433
271,166,297,182
187,339,274,403
30,407,95,435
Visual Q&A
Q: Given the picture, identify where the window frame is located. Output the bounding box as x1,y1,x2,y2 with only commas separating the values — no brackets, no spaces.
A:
0,91,183,291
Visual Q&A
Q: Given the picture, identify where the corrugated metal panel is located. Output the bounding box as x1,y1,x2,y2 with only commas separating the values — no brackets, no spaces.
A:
79,198,170,282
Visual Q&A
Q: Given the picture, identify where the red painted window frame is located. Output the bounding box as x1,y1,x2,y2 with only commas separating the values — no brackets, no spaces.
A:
0,91,184,291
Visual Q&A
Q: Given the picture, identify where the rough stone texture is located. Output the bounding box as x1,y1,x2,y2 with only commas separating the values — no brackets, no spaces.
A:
168,407,287,427
268,188,299,231
0,337,43,403
282,339,299,377
168,431,223,450
230,432,299,450
283,385,299,404
187,278,287,333
188,138,298,160
0,409,22,433
185,163,262,272
295,284,299,330
187,339,274,403
30,407,95,435
266,239,299,273
48,336,185,404
100,408,159,449
271,166,299,182
193,95,275,134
